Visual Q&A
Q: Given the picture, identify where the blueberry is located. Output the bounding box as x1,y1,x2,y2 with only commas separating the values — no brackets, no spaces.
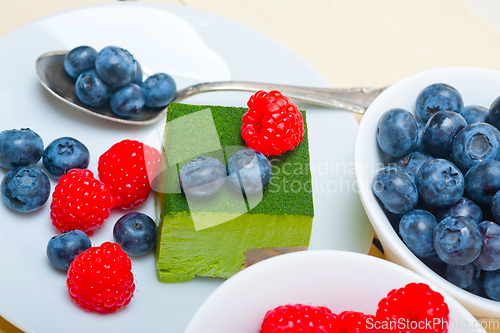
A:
464,160,500,206
489,95,500,130
399,209,437,258
132,61,143,85
1,166,50,212
415,197,432,211
110,84,145,117
227,149,272,195
416,159,464,207
433,216,482,266
0,128,44,169
63,46,98,78
376,108,418,157
414,122,427,152
446,263,481,289
420,255,447,278
484,270,500,301
474,221,500,271
492,191,500,223
95,46,137,87
464,273,489,298
424,203,440,217
46,230,91,270
387,210,403,230
396,151,432,181
372,164,418,214
434,197,483,224
424,111,467,157
415,83,464,122
141,73,177,108
462,105,489,125
75,69,112,107
42,137,90,178
451,123,500,173
179,156,226,197
113,212,157,256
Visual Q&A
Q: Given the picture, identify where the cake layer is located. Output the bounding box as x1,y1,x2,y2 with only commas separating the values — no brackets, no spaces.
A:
156,211,312,282
155,103,314,283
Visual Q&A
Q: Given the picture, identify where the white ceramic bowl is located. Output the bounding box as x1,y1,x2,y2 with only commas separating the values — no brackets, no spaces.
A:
354,67,500,322
185,250,486,333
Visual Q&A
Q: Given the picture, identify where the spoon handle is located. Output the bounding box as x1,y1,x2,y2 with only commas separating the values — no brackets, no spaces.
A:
174,81,387,114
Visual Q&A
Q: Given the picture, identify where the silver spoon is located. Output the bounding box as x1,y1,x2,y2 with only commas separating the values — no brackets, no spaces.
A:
36,50,386,125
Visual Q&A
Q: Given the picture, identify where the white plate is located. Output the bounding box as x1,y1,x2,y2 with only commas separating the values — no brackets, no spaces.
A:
186,251,485,333
0,3,373,333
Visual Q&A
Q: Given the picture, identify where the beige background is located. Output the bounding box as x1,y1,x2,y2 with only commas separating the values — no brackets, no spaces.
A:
2,0,500,332
3,0,500,90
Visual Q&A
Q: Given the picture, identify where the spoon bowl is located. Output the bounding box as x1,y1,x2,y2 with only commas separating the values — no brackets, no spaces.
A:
36,51,387,125
36,51,166,125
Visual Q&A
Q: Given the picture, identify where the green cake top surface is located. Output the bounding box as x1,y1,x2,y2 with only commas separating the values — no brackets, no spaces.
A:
158,102,314,219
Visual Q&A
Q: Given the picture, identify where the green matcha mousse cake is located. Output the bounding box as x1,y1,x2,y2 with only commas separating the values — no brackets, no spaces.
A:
155,102,314,283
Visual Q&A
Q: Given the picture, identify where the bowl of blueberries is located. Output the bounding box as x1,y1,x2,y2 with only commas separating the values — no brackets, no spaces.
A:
354,67,500,321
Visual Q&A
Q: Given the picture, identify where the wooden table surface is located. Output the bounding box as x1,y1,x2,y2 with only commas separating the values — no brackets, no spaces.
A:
2,0,500,332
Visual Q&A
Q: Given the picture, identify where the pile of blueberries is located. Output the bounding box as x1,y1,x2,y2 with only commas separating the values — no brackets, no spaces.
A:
0,128,89,212
373,83,500,302
65,45,176,117
0,128,157,271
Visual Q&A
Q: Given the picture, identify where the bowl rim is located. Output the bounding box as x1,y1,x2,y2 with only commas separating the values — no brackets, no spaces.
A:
353,66,500,318
186,249,485,333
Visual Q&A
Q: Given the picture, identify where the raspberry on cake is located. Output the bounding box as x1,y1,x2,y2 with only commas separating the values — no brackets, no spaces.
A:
155,102,314,283
98,139,161,209
242,90,304,156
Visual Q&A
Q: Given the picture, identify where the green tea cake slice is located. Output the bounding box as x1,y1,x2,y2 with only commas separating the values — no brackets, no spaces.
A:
155,103,314,283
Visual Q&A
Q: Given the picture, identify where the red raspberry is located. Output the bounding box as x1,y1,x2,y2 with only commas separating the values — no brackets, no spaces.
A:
260,304,338,333
376,283,449,333
338,311,376,333
98,139,161,209
67,242,135,314
50,169,115,233
242,90,305,156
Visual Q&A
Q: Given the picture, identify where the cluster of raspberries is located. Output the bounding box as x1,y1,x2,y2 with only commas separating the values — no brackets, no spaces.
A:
49,139,160,313
260,283,449,333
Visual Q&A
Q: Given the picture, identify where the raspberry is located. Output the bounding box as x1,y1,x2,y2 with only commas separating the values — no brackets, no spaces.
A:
67,242,135,314
376,283,449,333
242,90,304,156
260,304,338,333
98,139,161,209
338,311,376,333
50,169,115,233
